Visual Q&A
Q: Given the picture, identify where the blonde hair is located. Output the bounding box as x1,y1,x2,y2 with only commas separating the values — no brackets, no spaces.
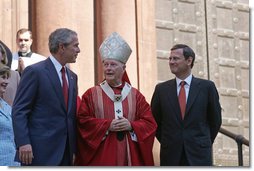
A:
0,43,8,65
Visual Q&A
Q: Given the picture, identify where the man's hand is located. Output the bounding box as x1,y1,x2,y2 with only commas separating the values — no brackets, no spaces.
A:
18,57,25,73
72,154,76,165
19,144,34,165
109,117,132,132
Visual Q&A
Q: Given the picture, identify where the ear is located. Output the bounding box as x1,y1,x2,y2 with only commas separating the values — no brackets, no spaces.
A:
59,43,65,51
187,57,193,66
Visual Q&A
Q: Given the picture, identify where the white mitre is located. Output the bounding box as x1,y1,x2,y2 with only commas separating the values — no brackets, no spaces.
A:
99,32,132,64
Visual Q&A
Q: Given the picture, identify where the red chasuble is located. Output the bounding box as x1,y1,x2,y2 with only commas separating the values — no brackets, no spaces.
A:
75,82,157,166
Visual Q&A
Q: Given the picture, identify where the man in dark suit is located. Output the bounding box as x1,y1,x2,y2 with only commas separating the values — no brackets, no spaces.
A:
151,44,222,166
12,28,80,166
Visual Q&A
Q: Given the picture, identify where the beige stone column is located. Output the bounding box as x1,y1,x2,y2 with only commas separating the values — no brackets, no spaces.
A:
0,0,28,51
136,0,159,166
96,0,159,165
136,0,157,101
95,0,138,87
30,0,95,95
95,0,157,97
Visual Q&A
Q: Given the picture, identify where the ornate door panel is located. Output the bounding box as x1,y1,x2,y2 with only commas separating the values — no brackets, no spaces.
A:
156,0,208,82
155,0,249,166
206,0,249,166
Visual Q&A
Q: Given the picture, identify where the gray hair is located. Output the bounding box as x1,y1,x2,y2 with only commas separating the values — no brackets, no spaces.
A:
48,28,77,53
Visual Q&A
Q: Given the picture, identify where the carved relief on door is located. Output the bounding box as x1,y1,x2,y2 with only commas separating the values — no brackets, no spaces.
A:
155,0,249,166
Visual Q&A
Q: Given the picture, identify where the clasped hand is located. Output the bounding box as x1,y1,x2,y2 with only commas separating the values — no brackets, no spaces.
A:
109,117,132,132
18,57,25,73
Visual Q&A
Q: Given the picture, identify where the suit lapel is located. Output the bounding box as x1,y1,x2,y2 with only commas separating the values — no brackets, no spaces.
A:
167,79,183,122
66,68,75,113
45,58,66,110
185,77,200,116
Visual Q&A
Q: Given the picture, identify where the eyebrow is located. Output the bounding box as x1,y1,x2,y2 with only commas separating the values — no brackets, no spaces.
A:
18,39,29,41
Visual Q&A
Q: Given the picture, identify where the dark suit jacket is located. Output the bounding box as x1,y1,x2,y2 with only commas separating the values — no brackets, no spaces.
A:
151,76,221,166
12,58,78,165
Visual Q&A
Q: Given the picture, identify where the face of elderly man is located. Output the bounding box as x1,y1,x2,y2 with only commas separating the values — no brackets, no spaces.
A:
103,59,126,87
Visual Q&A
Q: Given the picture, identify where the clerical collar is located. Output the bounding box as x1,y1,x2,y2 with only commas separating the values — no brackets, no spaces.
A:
111,83,122,87
18,51,33,57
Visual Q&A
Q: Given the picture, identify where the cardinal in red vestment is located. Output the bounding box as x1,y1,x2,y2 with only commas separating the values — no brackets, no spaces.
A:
75,32,157,166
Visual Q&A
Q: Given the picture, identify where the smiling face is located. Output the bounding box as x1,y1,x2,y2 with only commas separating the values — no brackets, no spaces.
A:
103,59,126,87
0,72,9,97
169,48,193,80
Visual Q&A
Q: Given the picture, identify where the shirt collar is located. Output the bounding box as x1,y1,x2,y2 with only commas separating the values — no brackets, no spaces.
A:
18,51,33,57
176,74,192,86
49,56,65,73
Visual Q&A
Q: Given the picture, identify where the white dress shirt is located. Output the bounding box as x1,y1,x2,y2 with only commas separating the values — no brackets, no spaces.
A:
176,74,193,102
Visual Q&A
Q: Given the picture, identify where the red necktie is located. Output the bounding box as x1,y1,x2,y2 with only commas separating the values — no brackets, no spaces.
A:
178,81,186,119
61,67,68,108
